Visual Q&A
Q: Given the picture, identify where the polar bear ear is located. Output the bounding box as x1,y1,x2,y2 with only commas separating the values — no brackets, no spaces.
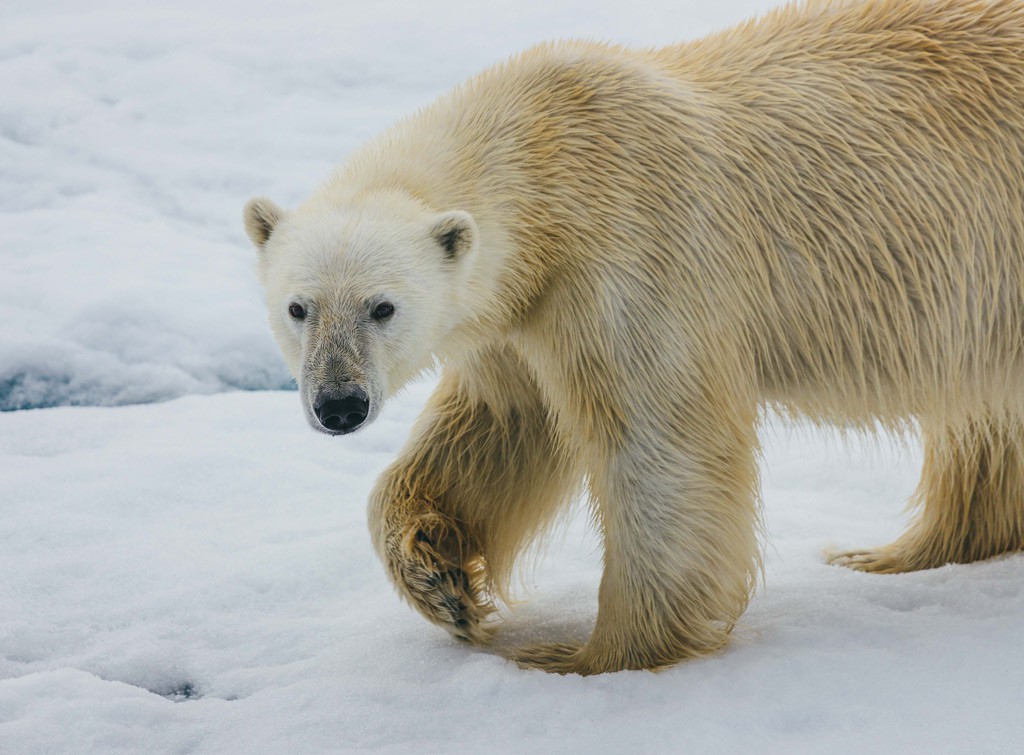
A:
430,210,478,259
243,197,285,251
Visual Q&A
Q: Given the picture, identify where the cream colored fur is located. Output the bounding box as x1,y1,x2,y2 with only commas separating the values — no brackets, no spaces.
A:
246,0,1024,674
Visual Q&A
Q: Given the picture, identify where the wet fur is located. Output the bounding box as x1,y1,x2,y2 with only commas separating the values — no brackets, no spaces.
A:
250,0,1024,674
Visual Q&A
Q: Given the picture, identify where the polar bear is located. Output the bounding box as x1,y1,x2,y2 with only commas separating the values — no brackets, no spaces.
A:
244,0,1024,674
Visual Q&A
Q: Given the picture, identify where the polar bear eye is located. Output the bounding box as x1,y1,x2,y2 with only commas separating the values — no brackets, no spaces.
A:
371,302,395,321
288,302,306,320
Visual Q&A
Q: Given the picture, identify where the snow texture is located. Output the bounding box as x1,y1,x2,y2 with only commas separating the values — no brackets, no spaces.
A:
3,0,1023,752
0,0,764,411
3,392,1022,752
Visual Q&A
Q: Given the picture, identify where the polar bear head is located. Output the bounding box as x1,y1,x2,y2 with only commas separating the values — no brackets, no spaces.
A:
243,190,478,435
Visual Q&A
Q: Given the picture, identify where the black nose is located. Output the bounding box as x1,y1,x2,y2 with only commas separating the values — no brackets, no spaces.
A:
314,386,370,433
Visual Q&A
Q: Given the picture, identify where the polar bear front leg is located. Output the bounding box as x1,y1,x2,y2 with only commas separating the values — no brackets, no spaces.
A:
514,399,761,674
369,356,576,644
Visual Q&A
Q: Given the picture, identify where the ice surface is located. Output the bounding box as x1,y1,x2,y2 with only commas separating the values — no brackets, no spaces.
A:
0,0,767,410
2,392,1022,752
4,0,1023,751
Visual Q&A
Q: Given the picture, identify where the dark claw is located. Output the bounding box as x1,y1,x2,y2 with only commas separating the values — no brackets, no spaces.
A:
442,592,464,614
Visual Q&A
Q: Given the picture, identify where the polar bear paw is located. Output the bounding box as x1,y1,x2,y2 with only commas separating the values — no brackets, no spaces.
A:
511,641,588,674
826,546,913,573
386,507,494,644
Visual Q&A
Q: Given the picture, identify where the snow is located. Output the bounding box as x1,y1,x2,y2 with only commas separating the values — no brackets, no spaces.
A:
3,393,1022,752
0,0,767,410
3,0,1023,751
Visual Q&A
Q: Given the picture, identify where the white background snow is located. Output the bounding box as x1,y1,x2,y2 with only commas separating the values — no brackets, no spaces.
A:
1,0,1021,752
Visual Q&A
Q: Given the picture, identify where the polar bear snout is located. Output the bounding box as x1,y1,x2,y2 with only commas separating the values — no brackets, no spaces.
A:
312,385,370,435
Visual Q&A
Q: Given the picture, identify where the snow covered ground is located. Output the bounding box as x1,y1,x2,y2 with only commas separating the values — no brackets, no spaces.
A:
0,0,767,410
3,0,1023,752
3,393,1023,752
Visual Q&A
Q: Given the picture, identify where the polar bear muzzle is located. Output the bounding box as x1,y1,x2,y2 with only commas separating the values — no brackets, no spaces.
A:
311,384,370,435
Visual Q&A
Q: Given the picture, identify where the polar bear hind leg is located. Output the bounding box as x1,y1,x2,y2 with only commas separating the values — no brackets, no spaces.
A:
830,417,1024,572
